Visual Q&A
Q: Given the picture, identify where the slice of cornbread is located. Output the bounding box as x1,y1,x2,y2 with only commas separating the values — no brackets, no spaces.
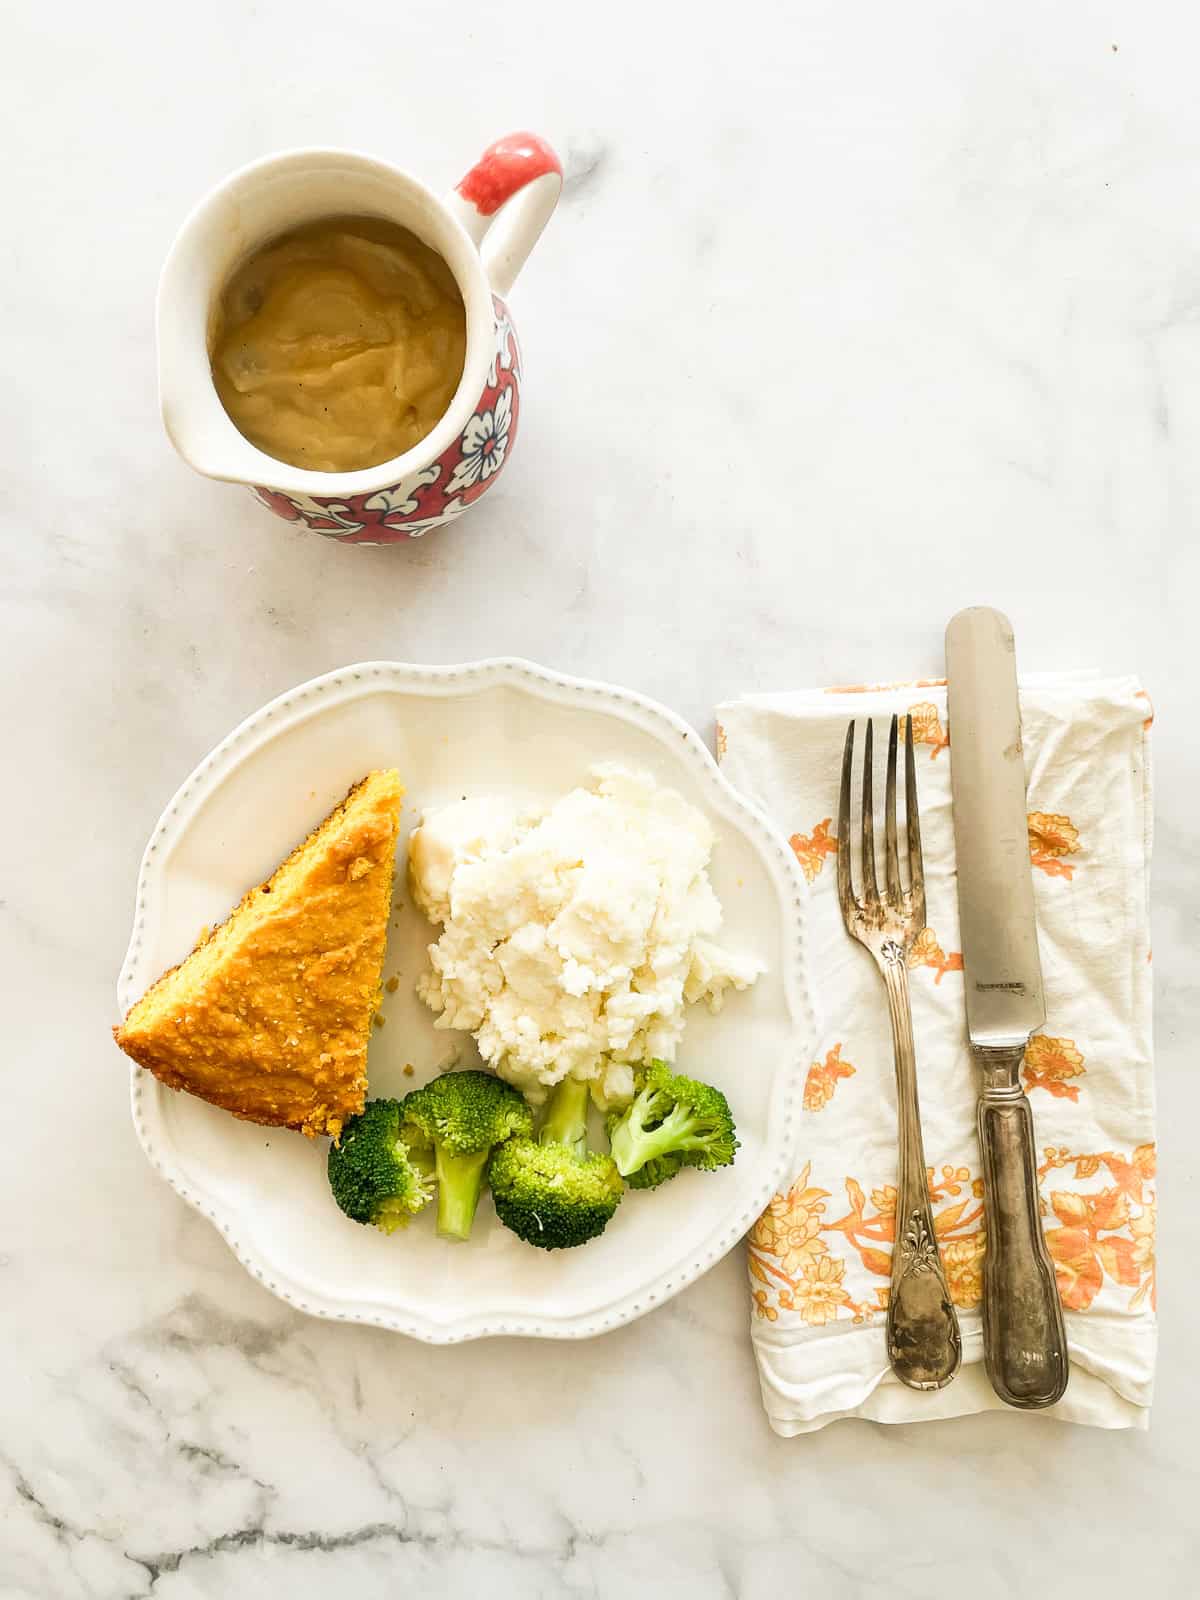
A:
115,769,403,1139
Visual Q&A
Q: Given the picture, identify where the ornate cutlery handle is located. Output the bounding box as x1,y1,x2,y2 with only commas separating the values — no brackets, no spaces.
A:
975,1045,1069,1408
882,949,962,1390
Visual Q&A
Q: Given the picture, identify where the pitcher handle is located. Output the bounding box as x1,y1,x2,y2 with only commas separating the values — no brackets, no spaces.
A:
447,131,562,298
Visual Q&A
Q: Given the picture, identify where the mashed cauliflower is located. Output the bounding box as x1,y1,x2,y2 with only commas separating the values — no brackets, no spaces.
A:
409,768,762,1107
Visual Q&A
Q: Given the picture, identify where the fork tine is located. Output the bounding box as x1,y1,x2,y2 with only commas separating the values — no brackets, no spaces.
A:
860,720,879,905
837,721,856,917
904,714,926,924
884,714,901,905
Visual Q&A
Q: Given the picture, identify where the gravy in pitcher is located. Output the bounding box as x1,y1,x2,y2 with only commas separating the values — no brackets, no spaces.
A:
210,216,467,473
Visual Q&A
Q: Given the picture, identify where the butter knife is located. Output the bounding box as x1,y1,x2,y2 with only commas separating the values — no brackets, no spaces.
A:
945,606,1069,1409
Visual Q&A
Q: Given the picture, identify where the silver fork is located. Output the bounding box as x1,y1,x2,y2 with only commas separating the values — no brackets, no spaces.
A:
837,715,962,1391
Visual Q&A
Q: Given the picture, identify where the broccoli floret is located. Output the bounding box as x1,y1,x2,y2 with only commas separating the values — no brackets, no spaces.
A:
401,1069,533,1242
605,1061,738,1189
487,1076,623,1250
327,1098,434,1233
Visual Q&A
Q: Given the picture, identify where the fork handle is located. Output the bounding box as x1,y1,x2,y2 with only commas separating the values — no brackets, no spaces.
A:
975,1045,1070,1408
881,946,962,1390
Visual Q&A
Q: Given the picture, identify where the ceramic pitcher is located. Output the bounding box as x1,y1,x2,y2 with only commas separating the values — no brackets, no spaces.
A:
157,133,562,545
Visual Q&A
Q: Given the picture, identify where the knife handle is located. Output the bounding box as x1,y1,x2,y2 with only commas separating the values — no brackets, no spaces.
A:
975,1047,1070,1409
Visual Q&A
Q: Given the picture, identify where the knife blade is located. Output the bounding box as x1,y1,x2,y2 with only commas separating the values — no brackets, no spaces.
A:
945,608,1045,1047
945,606,1069,1409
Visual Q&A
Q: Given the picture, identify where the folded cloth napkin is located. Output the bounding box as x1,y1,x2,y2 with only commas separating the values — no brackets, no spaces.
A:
717,673,1155,1434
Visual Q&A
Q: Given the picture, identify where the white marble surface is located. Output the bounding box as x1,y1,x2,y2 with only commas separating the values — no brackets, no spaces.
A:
4,1,1198,1594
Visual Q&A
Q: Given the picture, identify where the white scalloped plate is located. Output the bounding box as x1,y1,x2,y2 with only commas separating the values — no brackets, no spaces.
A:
119,660,814,1341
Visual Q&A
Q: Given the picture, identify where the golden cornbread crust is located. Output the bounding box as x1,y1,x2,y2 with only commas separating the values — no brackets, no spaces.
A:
114,770,403,1139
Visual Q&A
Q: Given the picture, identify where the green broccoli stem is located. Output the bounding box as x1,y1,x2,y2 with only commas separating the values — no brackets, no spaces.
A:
539,1076,591,1155
435,1146,490,1241
610,1104,705,1178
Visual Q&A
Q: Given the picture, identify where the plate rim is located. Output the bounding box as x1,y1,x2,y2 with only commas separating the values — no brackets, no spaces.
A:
119,658,815,1342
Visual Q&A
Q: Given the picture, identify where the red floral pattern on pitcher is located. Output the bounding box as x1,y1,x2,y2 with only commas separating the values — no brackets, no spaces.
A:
251,296,521,545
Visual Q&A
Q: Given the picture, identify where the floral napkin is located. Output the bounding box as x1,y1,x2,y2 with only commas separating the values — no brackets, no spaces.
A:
716,673,1156,1434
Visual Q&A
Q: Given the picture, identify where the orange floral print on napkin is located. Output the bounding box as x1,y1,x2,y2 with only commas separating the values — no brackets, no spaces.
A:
903,702,950,758
750,1161,987,1323
1038,1144,1156,1312
752,1143,1156,1324
750,1166,875,1324
750,1287,779,1321
794,1255,854,1325
942,1232,987,1309
1029,812,1081,879
907,927,963,983
789,818,838,883
750,1165,828,1276
929,1164,975,1201
1128,1199,1156,1311
823,677,947,695
715,721,728,761
803,1044,856,1111
1023,1034,1086,1101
